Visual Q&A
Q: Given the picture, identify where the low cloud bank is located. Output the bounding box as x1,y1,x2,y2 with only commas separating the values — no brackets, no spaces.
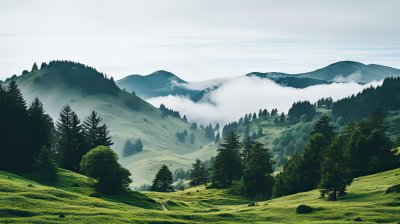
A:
148,76,382,125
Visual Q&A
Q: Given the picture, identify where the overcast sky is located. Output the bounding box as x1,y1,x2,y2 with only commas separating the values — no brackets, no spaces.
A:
1,0,399,81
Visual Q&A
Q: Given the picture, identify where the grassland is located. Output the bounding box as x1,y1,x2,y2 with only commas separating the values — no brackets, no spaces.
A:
0,168,399,223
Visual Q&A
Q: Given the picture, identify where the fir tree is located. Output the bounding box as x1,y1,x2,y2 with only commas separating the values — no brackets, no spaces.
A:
212,131,243,188
243,142,274,199
151,165,174,192
189,159,208,186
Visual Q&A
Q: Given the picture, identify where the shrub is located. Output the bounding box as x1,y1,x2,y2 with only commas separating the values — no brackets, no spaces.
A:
80,146,132,193
295,204,313,214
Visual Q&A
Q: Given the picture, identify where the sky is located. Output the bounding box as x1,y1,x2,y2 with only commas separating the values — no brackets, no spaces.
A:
1,0,400,81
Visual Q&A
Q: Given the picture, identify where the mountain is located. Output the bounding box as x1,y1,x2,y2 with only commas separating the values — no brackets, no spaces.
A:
2,61,213,186
116,70,199,99
249,61,400,84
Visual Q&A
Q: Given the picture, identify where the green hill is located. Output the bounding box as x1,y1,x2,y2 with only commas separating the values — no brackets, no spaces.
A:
1,168,399,223
116,70,198,99
2,61,212,187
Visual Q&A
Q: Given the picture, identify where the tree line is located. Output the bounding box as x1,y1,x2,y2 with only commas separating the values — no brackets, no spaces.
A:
0,81,131,193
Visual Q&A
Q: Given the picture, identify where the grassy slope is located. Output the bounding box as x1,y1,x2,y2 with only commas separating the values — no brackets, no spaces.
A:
1,168,399,223
6,68,211,187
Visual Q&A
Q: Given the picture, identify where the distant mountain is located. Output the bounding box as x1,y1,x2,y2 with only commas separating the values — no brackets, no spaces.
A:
118,61,400,103
2,61,212,186
249,61,400,84
116,70,198,99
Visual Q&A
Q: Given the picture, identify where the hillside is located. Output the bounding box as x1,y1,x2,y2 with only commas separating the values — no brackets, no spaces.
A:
0,168,398,223
2,61,212,187
116,70,198,99
249,61,400,84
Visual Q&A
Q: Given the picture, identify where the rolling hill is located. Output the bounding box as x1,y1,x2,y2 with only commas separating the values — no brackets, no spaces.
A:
2,61,213,187
116,61,400,103
0,167,398,223
116,70,199,99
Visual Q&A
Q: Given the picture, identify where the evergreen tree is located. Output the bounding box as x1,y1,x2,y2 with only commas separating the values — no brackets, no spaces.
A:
243,142,274,199
151,165,174,192
55,105,86,172
212,131,243,188
279,112,286,123
31,62,39,72
312,115,335,141
122,140,135,157
189,159,208,186
33,147,58,182
83,111,112,149
319,138,353,201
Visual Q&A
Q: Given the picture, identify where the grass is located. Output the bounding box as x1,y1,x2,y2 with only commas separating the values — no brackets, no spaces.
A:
1,168,399,223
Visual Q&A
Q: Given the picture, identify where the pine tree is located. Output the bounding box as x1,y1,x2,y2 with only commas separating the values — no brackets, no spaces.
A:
319,138,353,201
313,115,335,141
151,165,174,192
189,159,208,186
31,62,39,72
55,105,73,169
122,140,135,157
83,111,113,149
211,131,243,188
243,142,274,199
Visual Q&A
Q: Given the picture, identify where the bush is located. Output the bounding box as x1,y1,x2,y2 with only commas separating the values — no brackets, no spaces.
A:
385,184,400,194
295,204,313,214
80,146,132,193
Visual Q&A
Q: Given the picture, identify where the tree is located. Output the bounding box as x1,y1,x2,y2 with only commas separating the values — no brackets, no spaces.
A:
33,147,58,182
151,165,174,192
190,133,196,144
211,131,243,188
31,63,39,72
319,138,353,201
80,146,132,193
83,111,112,149
243,142,274,199
279,112,286,123
55,105,86,172
312,115,335,141
189,159,208,186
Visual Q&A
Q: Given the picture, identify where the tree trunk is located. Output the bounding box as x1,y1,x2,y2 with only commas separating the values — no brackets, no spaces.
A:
332,188,337,201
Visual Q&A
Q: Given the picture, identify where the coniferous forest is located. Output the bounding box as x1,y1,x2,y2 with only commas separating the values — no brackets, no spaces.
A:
1,2,400,222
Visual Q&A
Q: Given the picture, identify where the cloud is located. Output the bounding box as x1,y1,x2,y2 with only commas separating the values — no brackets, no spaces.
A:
148,76,382,125
333,71,362,83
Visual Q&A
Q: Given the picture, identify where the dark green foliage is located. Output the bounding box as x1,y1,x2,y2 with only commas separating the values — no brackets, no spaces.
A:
315,97,333,109
31,63,38,72
83,110,113,149
80,146,132,193
243,142,274,199
212,131,243,188
288,101,316,122
160,104,181,118
312,115,335,141
271,108,278,116
205,123,215,141
319,135,353,201
296,204,313,214
151,165,174,192
332,77,400,121
55,105,86,172
385,184,400,194
33,147,58,182
189,159,208,186
0,82,52,171
190,122,197,130
46,60,120,96
122,139,143,157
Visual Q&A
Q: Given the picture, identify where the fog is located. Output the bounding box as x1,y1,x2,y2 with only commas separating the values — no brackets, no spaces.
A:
148,76,382,125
